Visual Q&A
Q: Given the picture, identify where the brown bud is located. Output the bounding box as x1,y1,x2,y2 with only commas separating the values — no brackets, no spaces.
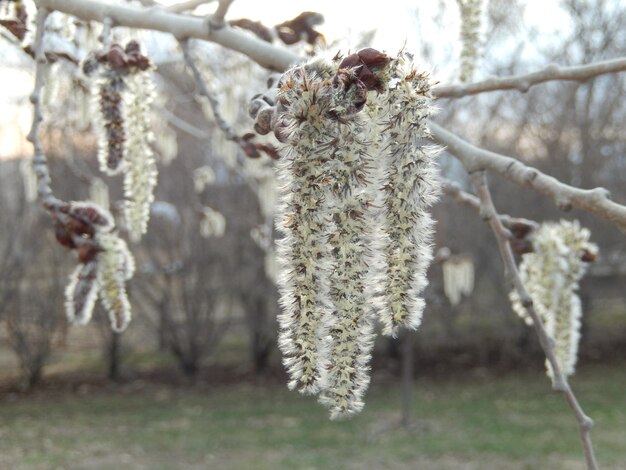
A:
243,141,261,159
229,19,274,43
0,19,28,41
257,143,281,160
67,218,95,238
77,244,100,264
55,220,76,249
511,238,533,255
70,204,112,228
581,249,597,263
254,107,275,135
357,48,390,70
100,44,127,69
509,221,535,240
338,53,362,70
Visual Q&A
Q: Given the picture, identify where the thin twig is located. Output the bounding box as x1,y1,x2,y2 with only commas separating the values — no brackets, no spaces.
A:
179,39,244,144
471,171,598,470
166,0,215,14
160,106,211,140
99,16,113,48
434,57,626,98
210,0,235,28
26,7,61,211
441,178,538,230
429,121,626,233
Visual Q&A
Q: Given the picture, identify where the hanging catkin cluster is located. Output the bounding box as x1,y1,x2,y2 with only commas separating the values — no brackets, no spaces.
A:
442,256,475,306
84,40,157,242
510,220,597,383
56,202,135,332
456,0,482,82
274,49,439,418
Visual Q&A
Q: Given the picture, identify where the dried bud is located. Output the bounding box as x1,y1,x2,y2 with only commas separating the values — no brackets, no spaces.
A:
509,221,535,240
254,107,275,135
581,248,597,263
229,19,274,42
77,244,101,264
337,48,390,92
257,143,281,160
69,202,114,229
99,44,127,69
357,48,391,69
55,220,76,249
243,141,261,159
511,238,533,255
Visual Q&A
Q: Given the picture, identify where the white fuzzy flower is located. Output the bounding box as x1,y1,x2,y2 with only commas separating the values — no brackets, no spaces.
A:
510,220,597,382
96,231,135,332
61,203,135,332
374,52,440,337
89,177,110,209
65,260,99,325
274,50,440,418
274,59,339,395
193,165,216,193
457,0,483,82
442,256,475,306
199,206,226,238
123,69,158,242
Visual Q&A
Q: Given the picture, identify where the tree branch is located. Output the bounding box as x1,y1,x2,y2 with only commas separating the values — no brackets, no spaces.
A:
441,178,538,231
429,121,626,233
166,0,215,14
470,171,598,470
434,57,626,98
209,0,235,28
38,0,301,71
26,7,62,211
179,39,245,145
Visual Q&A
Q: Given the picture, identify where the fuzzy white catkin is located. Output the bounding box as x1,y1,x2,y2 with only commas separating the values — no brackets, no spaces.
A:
89,177,110,209
457,0,483,82
443,257,475,306
510,220,597,382
20,159,38,203
123,69,158,243
62,203,135,332
65,261,99,325
375,52,440,337
274,60,338,396
274,50,440,418
193,165,216,194
96,231,135,332
199,206,226,238
316,91,377,420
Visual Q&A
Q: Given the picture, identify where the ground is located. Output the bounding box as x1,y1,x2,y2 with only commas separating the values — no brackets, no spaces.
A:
0,364,624,470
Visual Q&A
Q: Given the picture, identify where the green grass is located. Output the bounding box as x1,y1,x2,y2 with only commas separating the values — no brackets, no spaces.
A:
1,366,625,469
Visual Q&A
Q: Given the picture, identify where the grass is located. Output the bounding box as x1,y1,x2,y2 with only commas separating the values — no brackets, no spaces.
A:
0,365,625,469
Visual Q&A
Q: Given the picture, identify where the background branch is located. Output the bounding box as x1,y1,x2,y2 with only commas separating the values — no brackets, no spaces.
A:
210,0,235,28
166,0,215,14
26,7,61,211
179,39,246,145
470,171,599,470
434,57,626,98
441,178,538,231
430,121,626,233
38,0,300,71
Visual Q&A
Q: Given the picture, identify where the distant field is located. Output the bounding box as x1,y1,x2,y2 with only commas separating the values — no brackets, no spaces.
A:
0,366,624,470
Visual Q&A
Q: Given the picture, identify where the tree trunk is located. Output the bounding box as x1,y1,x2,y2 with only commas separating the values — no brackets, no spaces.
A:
401,332,414,430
